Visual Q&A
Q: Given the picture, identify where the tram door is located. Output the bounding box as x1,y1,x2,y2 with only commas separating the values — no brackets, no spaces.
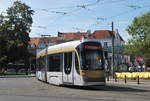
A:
63,52,73,84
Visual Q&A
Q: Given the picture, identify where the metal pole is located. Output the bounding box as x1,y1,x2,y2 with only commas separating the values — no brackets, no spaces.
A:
45,46,48,82
107,72,109,81
29,57,31,74
137,76,140,84
111,21,115,78
125,75,127,83
41,35,51,82
115,74,117,82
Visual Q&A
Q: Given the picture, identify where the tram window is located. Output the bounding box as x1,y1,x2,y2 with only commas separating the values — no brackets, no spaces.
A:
64,52,72,74
48,54,61,72
75,53,80,74
37,56,46,71
36,59,40,71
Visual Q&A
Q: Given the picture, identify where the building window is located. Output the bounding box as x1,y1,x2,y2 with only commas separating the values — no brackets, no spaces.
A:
104,42,108,47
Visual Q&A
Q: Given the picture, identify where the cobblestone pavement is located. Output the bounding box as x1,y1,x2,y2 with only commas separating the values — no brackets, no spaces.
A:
0,77,150,101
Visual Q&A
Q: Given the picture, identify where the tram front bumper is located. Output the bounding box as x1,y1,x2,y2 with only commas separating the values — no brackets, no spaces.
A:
82,77,105,86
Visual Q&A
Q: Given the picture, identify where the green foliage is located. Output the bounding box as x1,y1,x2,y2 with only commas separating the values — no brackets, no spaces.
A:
0,15,8,69
7,64,25,69
6,1,34,62
125,12,150,58
0,1,34,69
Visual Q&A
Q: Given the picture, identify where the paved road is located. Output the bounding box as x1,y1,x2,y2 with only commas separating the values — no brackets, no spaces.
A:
0,77,150,101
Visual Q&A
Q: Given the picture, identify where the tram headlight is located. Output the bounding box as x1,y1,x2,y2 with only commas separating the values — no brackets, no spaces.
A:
80,70,86,76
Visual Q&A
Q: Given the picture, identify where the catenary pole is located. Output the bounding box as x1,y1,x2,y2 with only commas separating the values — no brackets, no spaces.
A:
111,21,115,78
41,35,51,82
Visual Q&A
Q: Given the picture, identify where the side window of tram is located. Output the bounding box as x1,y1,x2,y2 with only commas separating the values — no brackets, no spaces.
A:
48,54,61,72
38,57,45,71
36,59,40,71
64,52,72,74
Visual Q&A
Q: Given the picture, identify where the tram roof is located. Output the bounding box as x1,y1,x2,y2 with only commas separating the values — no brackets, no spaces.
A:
48,40,81,50
37,39,100,58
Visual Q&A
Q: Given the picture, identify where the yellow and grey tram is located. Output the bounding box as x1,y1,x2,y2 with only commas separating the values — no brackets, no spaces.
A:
36,40,105,86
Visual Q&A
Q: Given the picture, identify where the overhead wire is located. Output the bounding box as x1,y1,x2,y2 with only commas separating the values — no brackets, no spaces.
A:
32,0,150,32
34,0,100,13
33,26,47,29
33,0,100,29
41,0,101,29
33,1,116,30
34,0,123,29
86,3,150,29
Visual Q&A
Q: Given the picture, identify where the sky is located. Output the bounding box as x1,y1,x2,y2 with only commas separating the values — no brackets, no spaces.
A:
0,0,150,42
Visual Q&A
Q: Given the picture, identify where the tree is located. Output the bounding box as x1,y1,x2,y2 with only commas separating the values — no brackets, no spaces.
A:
5,1,34,62
0,14,8,71
125,12,150,58
0,34,8,71
0,1,34,71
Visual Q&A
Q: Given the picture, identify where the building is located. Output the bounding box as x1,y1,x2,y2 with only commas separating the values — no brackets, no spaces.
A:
92,30,124,52
89,30,126,72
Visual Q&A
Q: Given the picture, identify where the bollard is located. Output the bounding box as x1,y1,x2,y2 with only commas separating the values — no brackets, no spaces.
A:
115,74,117,82
125,75,127,83
107,72,109,81
137,76,140,84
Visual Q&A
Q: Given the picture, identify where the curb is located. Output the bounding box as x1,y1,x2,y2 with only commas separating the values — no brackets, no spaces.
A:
106,79,150,88
0,75,35,78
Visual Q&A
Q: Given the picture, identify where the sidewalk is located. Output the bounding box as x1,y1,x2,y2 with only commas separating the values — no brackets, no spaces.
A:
0,74,35,78
106,78,150,88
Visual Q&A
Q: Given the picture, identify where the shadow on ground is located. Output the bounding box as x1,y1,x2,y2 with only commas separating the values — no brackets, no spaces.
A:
62,85,149,92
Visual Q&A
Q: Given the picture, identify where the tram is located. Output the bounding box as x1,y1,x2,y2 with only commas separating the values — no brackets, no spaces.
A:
36,40,105,86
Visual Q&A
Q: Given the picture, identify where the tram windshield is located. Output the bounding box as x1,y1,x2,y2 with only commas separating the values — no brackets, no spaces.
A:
77,42,104,70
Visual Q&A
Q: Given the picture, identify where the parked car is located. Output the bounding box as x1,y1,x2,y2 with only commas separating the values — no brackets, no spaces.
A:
18,69,25,73
7,68,16,73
